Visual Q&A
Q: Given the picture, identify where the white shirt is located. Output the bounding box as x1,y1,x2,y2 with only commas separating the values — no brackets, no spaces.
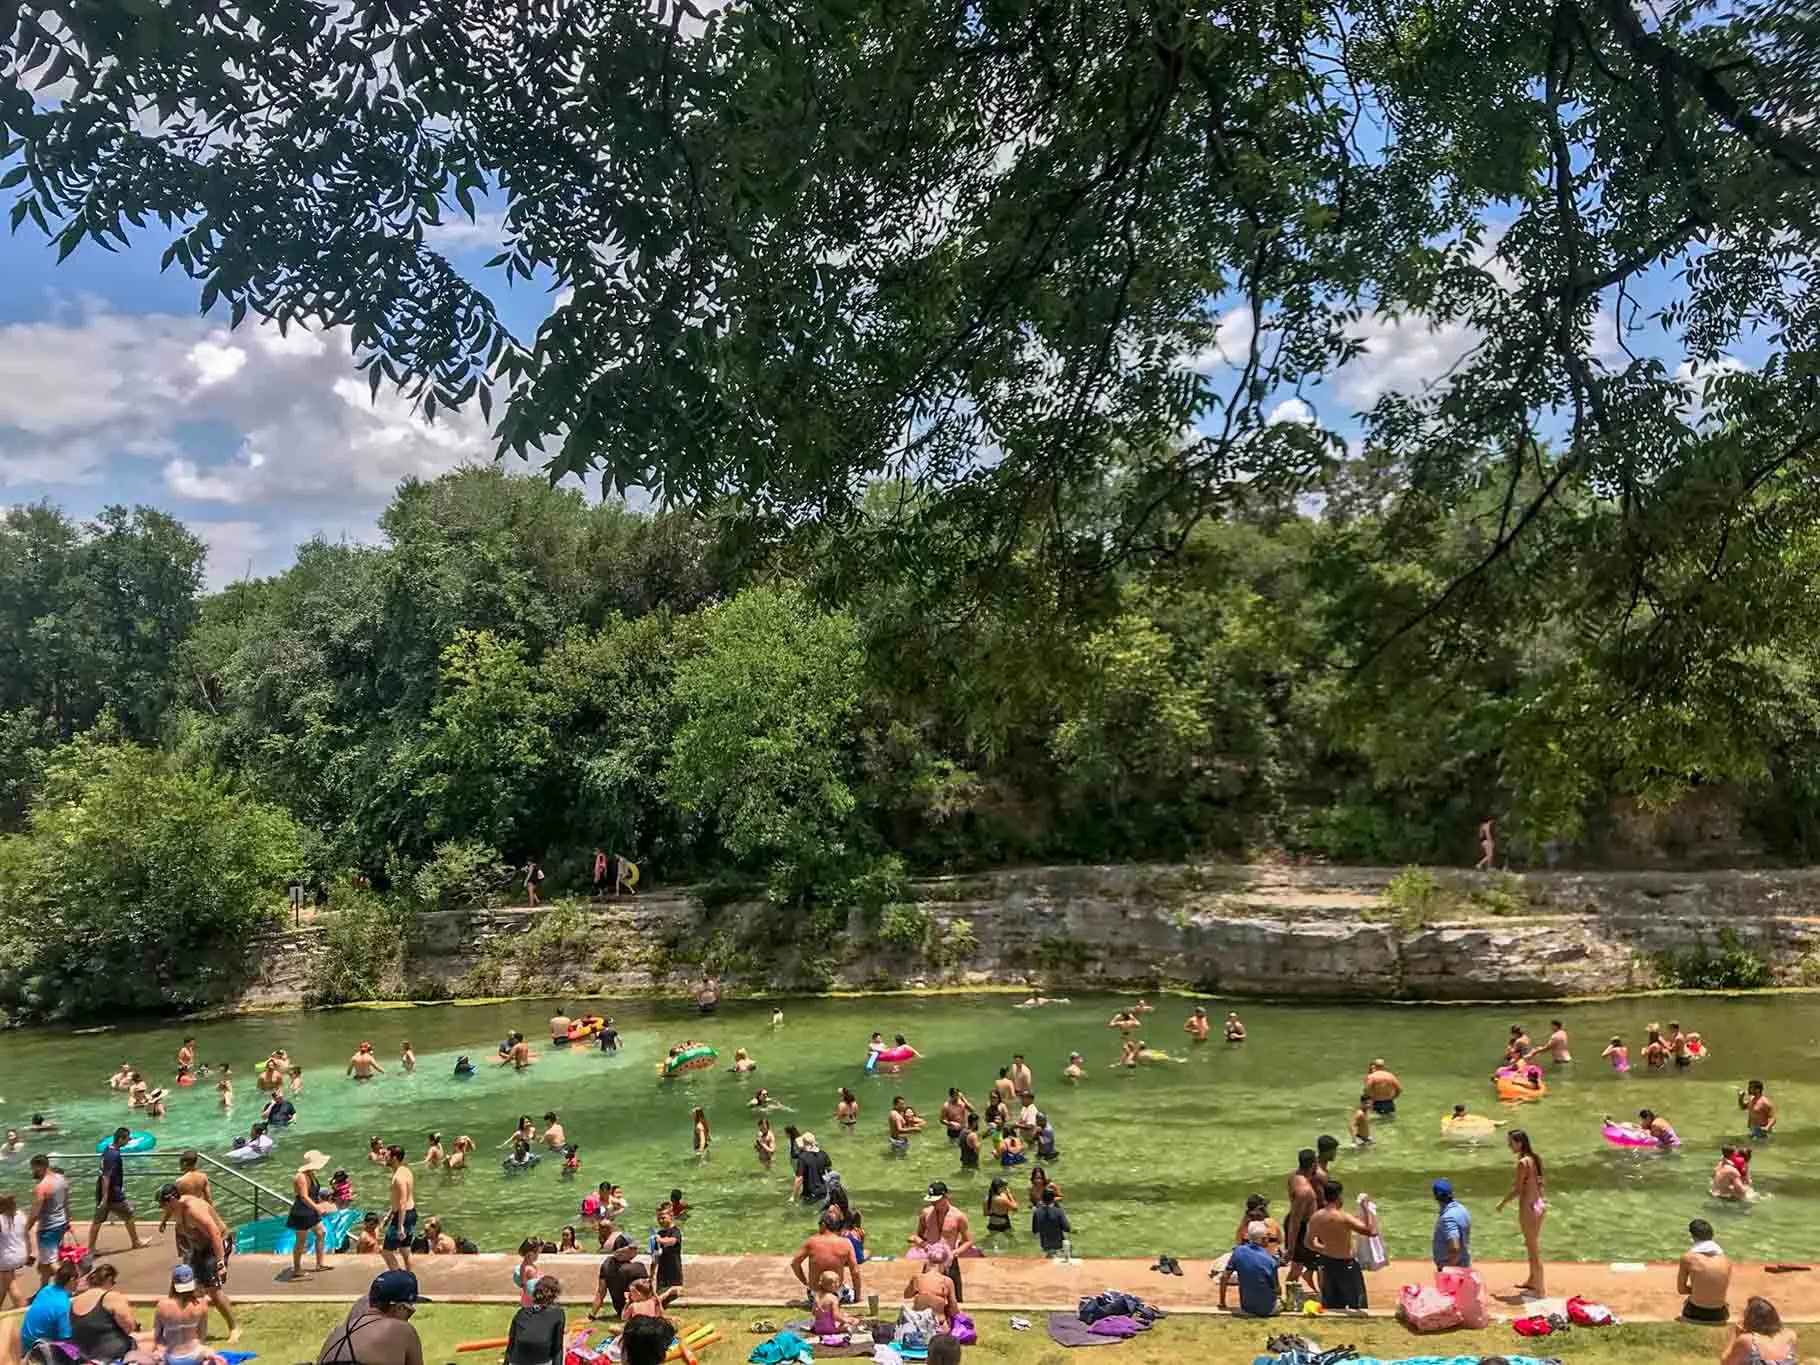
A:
0,1211,27,1268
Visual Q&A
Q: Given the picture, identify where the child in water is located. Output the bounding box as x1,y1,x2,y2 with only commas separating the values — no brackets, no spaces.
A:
1349,1094,1374,1148
330,1169,354,1205
1064,1052,1084,1082
1602,1036,1630,1074
562,1142,581,1175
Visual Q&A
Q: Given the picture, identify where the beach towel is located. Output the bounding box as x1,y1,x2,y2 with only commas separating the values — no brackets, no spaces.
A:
1045,1315,1123,1348
1354,1195,1387,1271
749,1331,814,1365
1086,1316,1148,1338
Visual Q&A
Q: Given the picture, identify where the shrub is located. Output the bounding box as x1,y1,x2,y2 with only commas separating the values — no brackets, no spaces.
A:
879,903,933,951
1467,871,1531,917
1652,930,1772,990
407,840,515,912
931,917,979,967
1381,867,1447,929
305,889,415,1005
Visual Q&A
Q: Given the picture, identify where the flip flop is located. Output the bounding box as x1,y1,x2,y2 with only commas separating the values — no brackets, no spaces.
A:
748,1319,777,1334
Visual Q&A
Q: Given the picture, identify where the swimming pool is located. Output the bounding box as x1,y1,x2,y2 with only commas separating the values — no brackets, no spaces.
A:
1,992,1810,1262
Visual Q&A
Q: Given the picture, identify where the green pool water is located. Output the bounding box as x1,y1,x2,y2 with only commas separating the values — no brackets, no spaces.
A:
0,992,1812,1264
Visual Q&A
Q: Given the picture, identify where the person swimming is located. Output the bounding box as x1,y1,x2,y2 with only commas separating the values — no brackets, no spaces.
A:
1063,1052,1084,1082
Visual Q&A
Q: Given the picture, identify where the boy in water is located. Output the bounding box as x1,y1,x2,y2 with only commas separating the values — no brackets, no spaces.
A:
1348,1095,1373,1148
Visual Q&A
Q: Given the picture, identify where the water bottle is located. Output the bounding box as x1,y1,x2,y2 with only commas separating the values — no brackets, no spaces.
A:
1060,1235,1073,1262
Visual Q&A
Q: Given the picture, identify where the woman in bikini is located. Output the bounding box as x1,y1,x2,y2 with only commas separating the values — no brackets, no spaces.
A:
755,1116,776,1171
983,1178,1017,1243
836,1088,859,1131
1722,1297,1798,1365
1496,1128,1547,1296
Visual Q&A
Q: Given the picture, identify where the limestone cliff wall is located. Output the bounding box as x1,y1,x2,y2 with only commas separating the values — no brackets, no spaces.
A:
240,865,1820,1007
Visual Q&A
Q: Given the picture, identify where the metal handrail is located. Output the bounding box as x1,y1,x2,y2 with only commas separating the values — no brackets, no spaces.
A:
45,1148,294,1228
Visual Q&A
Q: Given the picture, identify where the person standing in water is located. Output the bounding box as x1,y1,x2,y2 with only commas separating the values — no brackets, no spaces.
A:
1362,1060,1401,1117
1495,1129,1547,1297
1602,1036,1630,1074
347,1043,386,1080
692,1109,711,1160
1542,1020,1572,1065
549,1006,573,1044
1739,1081,1777,1139
1348,1096,1373,1149
1185,1008,1210,1044
1224,1012,1246,1042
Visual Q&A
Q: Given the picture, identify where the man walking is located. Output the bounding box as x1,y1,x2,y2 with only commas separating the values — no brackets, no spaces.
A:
88,1127,145,1255
1431,1178,1471,1268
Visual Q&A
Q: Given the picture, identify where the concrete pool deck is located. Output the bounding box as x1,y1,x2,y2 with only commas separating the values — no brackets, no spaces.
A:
76,1237,1820,1323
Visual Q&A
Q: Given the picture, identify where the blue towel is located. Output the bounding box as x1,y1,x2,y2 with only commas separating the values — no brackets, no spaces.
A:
748,1331,814,1365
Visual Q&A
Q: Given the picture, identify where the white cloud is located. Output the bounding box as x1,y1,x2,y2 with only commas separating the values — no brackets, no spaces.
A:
1266,397,1315,426
1330,313,1480,409
426,209,510,248
0,305,504,583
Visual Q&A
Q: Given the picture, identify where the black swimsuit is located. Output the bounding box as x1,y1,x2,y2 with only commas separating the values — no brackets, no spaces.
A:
286,1173,323,1230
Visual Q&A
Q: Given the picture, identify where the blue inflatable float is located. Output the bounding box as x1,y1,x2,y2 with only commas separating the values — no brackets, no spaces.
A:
95,1131,156,1155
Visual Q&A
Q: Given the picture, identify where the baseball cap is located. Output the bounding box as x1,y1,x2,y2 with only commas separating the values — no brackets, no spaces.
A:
156,1183,180,1203
1432,1178,1454,1199
924,1181,949,1203
370,1270,432,1306
171,1264,197,1289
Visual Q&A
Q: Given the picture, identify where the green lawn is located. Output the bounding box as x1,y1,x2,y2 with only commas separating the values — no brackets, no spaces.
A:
228,1302,1736,1365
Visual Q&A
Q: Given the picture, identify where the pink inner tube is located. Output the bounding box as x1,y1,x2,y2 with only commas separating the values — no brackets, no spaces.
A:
1604,1122,1678,1148
876,1045,916,1064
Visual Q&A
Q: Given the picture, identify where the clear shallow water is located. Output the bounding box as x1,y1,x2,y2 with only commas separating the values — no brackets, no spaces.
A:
0,993,1814,1263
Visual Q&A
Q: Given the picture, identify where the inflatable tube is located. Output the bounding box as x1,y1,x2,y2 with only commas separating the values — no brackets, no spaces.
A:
1441,1115,1499,1139
1495,1076,1546,1102
864,1050,880,1074
232,1208,361,1255
660,1045,718,1076
176,1075,195,1087
1604,1121,1678,1149
567,1021,603,1043
503,1154,542,1171
875,1045,916,1065
95,1131,156,1155
1688,1039,1708,1059
1138,1049,1176,1063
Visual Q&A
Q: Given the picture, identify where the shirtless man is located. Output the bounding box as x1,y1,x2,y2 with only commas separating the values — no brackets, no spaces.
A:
550,1006,573,1043
1313,1134,1340,1185
910,1182,973,1302
1283,1149,1320,1300
382,1146,416,1272
1678,1219,1732,1323
938,1089,972,1141
1738,1080,1776,1139
693,974,721,1016
1185,1007,1210,1043
174,1150,212,1204
1008,1054,1034,1095
155,1182,239,1341
543,1112,566,1149
1224,1012,1246,1042
1304,1180,1378,1311
887,1097,925,1156
1712,1151,1751,1201
502,1033,535,1070
1543,1020,1572,1065
347,1043,386,1080
1363,1060,1401,1117
1667,1020,1693,1070
789,1210,862,1306
177,1037,197,1071
1107,1010,1141,1033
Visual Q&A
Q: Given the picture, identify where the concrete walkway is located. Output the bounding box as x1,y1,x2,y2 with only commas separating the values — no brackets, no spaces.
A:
76,1234,1820,1323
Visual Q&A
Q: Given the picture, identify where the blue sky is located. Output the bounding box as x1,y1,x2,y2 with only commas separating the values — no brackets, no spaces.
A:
0,212,566,586
1,190,1739,591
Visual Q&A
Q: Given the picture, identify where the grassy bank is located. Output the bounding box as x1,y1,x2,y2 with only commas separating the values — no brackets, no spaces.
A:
229,1302,1729,1365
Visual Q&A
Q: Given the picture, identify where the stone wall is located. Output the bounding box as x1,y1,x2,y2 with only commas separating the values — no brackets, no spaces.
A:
241,864,1820,1008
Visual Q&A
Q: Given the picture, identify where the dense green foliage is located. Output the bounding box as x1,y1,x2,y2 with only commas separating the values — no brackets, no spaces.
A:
0,735,304,1019
0,465,1817,1012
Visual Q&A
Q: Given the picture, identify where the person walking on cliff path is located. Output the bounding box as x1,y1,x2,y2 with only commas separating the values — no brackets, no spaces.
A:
524,859,544,907
1475,817,1497,870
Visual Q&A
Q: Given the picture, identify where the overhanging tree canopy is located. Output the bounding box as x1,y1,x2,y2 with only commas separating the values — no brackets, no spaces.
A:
3,0,1816,645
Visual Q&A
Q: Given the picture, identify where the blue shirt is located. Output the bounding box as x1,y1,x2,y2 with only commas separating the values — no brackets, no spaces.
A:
21,1283,72,1350
1227,1242,1280,1317
1433,1200,1472,1267
100,1144,126,1203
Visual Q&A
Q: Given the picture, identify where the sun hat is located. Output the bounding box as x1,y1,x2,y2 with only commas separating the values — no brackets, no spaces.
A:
300,1150,332,1172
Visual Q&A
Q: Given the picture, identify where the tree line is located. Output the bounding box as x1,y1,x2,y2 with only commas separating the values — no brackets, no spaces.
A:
2,461,1818,1017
